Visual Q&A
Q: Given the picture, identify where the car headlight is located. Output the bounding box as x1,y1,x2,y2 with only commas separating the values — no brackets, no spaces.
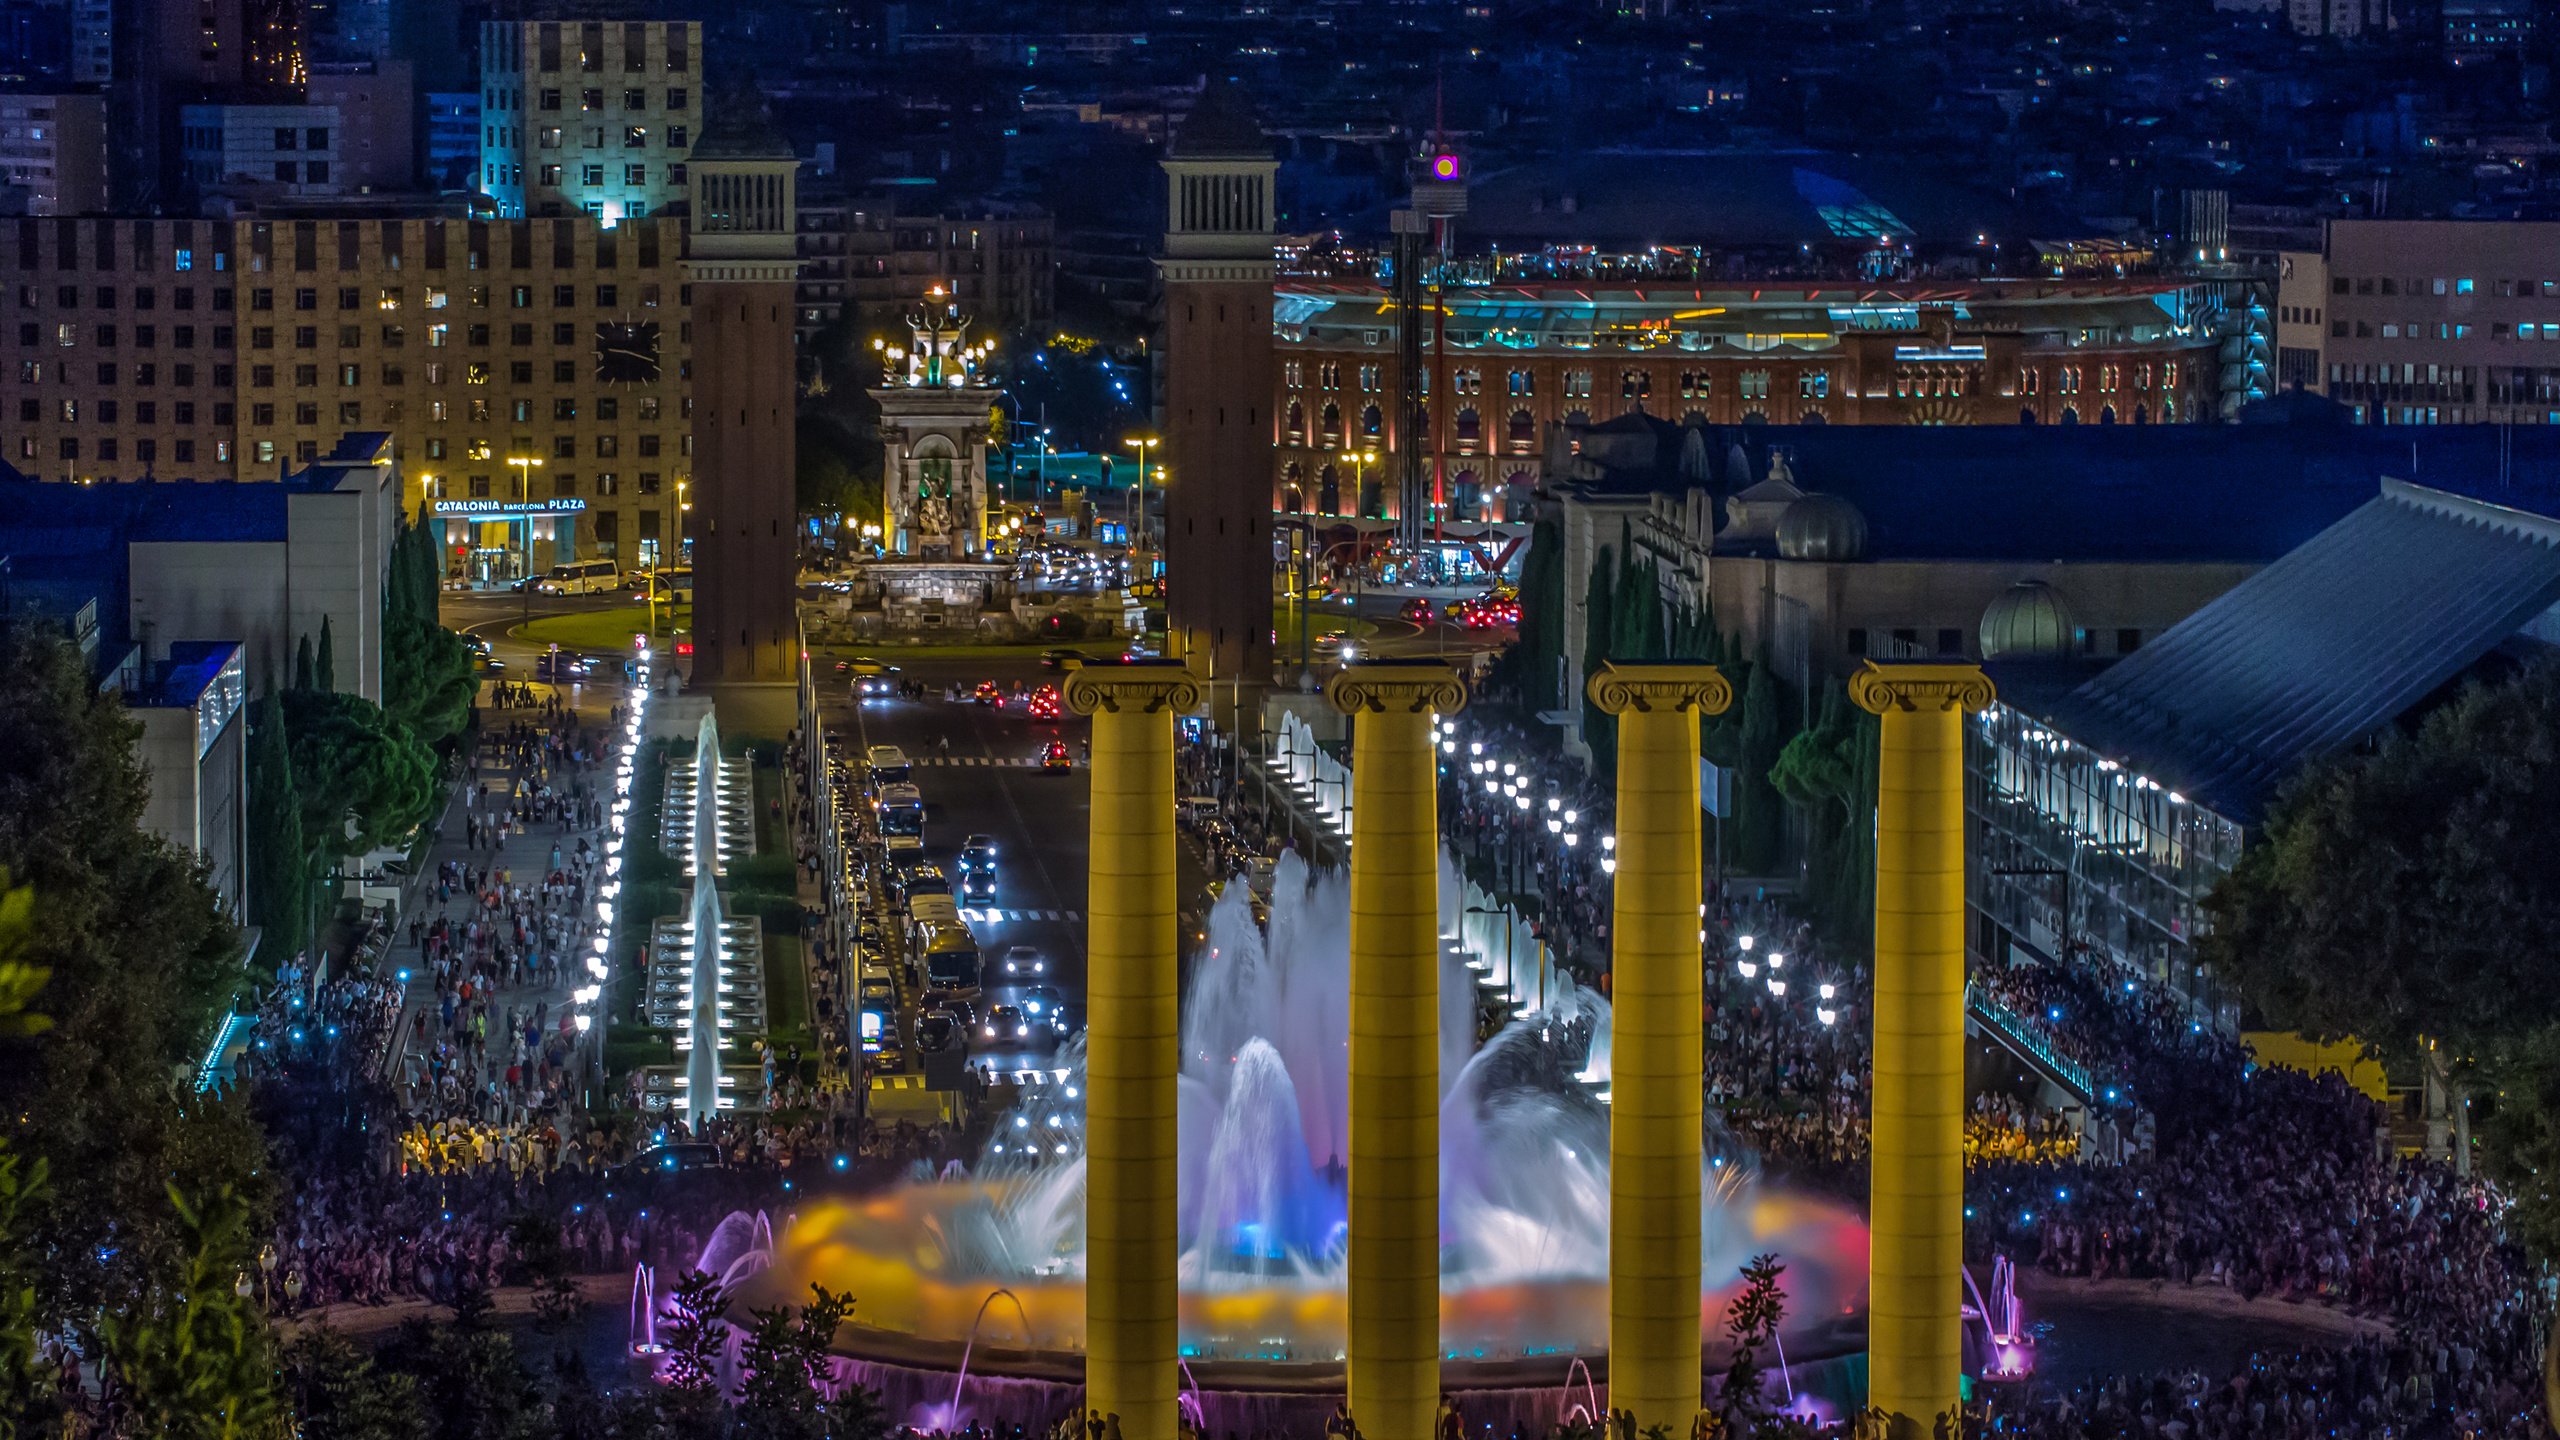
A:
982,1026,996,1038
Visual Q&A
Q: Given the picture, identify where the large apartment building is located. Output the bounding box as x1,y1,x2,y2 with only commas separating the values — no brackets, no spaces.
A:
793,187,1054,343
0,213,696,578
477,18,699,223
2276,220,2560,425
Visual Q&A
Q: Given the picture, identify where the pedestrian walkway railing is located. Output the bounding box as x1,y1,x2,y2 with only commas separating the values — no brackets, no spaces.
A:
1966,978,2096,1100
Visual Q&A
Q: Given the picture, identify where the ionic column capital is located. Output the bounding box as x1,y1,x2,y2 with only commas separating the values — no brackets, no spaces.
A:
1848,661,1996,717
1585,662,1732,717
1064,661,1204,716
1323,661,1469,717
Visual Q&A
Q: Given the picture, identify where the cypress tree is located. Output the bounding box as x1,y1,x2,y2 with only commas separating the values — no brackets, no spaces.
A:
245,693,307,963
315,616,336,694
293,635,316,693
1735,659,1784,873
1580,542,1618,770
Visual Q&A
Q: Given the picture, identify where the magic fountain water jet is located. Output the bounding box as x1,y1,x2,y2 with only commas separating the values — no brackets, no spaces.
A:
679,712,728,1129
699,852,1871,1428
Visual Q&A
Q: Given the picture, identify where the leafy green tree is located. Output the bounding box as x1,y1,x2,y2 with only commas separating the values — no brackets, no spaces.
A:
245,694,308,964
0,1145,58,1440
2202,660,2560,1246
1710,1254,1789,1438
99,1185,286,1440
660,1269,732,1430
316,615,338,693
282,687,441,860
0,620,265,1327
380,1290,542,1440
797,412,884,528
280,1327,428,1440
1769,681,1878,940
382,617,478,759
737,1284,863,1440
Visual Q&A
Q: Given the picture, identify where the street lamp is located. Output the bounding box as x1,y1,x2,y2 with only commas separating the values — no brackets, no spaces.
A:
506,454,544,614
1121,434,1159,562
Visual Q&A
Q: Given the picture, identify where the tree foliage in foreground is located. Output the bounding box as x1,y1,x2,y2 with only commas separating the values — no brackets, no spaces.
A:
2203,659,2560,1255
0,621,266,1326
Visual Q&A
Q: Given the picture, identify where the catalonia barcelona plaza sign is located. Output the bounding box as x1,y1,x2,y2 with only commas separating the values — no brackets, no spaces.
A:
431,499,591,517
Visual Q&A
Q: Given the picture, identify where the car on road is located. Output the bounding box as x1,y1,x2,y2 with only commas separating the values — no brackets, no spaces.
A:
903,863,952,899
1313,630,1348,659
611,1142,725,1179
1021,984,1073,1037
851,663,900,701
982,1004,1032,1043
857,972,896,1006
958,835,998,873
934,998,978,1033
463,634,491,659
917,1011,964,1054
972,680,1005,706
960,869,996,904
1027,685,1063,721
534,650,592,680
1040,648,1090,670
1001,945,1047,979
1041,739,1073,772
1400,597,1439,625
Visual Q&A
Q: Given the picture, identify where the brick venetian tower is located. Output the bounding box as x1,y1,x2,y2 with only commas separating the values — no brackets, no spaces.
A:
1157,80,1277,685
684,101,803,686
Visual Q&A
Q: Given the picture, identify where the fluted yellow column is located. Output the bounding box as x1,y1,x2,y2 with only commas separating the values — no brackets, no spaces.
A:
1326,661,1468,1440
1066,660,1203,1440
1587,663,1731,1436
1849,662,1993,1440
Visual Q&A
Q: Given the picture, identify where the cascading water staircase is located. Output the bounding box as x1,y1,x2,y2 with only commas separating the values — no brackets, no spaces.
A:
640,711,770,1121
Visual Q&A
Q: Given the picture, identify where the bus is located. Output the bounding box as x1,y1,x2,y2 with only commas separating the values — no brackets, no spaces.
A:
632,567,694,603
532,559,622,595
906,895,983,996
865,745,912,789
875,782,925,840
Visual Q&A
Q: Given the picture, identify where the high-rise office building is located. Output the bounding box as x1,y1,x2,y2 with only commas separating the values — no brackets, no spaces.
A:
477,17,698,222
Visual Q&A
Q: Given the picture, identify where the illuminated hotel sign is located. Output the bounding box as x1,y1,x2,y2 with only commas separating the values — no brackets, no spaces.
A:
432,499,590,517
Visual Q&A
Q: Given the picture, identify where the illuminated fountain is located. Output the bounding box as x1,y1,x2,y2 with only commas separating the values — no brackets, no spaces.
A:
640,713,768,1120
688,852,1870,1428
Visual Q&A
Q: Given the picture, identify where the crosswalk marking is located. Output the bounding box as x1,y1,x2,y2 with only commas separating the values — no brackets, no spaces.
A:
959,907,1081,925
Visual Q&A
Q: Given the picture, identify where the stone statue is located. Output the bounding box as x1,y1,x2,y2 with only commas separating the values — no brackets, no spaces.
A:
917,489,953,539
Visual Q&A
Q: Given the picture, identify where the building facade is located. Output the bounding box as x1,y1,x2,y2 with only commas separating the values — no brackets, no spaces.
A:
1273,279,2225,523
0,92,107,214
793,188,1054,344
477,18,699,223
0,213,695,578
180,102,343,198
308,59,415,192
2276,220,2560,424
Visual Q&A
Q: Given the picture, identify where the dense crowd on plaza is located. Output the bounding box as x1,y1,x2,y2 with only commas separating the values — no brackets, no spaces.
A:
215,651,2549,1440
